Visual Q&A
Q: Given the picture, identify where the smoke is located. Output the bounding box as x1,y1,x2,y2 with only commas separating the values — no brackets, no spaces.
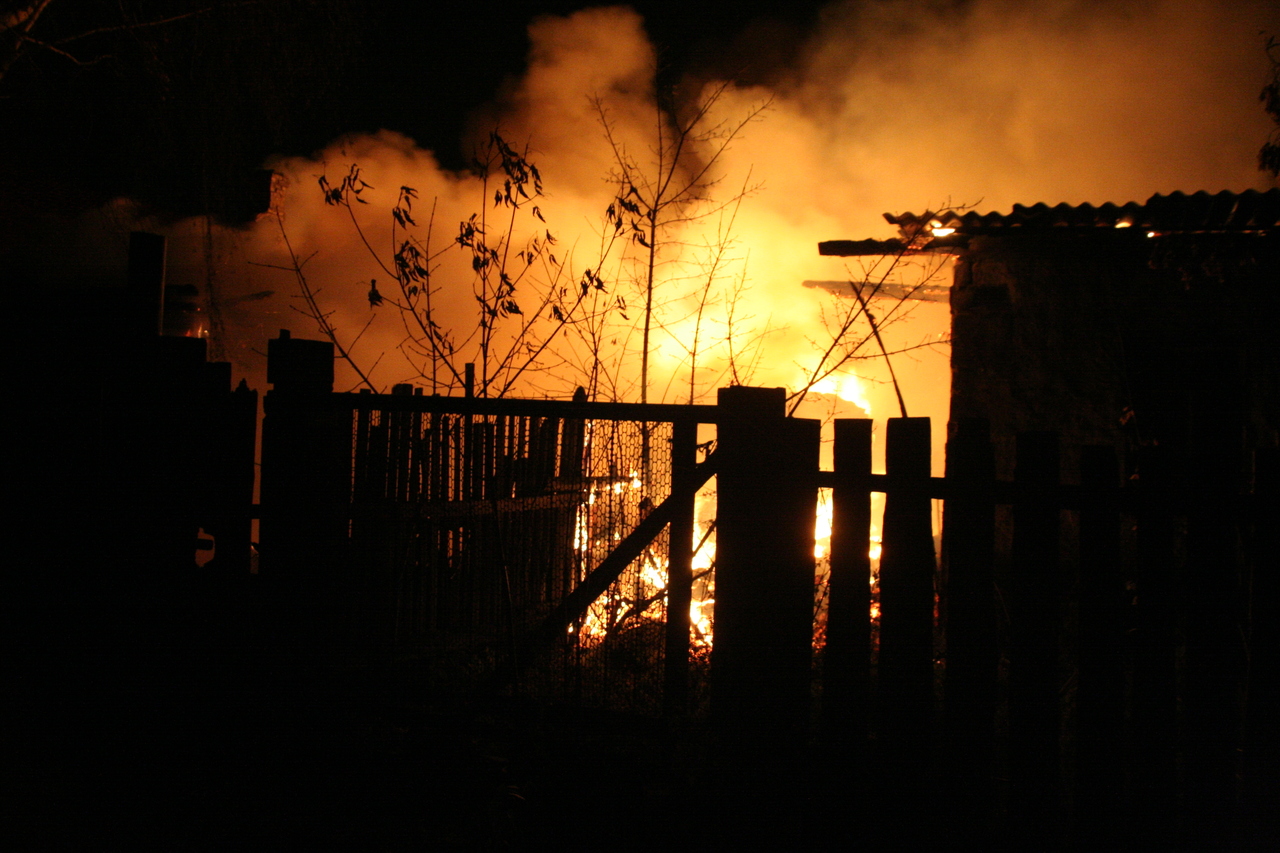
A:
178,0,1273,434
755,0,1278,224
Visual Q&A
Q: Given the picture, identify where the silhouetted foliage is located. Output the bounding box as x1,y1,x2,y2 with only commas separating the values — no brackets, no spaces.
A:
1260,35,1280,176
271,133,625,396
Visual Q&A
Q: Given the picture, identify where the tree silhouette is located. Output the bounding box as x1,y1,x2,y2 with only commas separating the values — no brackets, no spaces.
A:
597,80,769,405
1260,35,1280,176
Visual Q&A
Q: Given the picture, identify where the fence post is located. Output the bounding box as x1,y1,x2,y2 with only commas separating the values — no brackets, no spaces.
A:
825,418,873,743
940,417,997,833
1182,428,1246,844
877,417,936,798
204,378,258,577
556,388,588,606
1076,444,1124,840
259,330,345,647
1130,444,1179,840
1242,447,1279,837
1007,431,1061,837
712,386,819,741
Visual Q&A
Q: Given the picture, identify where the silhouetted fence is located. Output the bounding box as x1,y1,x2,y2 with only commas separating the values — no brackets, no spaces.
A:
254,334,1274,840
259,332,714,712
806,415,1277,847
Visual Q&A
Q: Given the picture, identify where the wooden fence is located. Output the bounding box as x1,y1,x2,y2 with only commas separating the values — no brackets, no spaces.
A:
797,414,1275,847
255,335,1275,843
259,331,719,712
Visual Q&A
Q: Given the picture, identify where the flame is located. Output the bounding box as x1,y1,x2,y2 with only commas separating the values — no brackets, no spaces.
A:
814,487,833,560
808,372,873,415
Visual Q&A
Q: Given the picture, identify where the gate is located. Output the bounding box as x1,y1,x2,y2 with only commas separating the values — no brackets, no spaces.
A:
259,331,716,713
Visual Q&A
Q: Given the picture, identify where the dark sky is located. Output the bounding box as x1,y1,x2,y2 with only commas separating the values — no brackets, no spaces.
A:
362,2,825,155
4,0,1273,225
0,0,828,220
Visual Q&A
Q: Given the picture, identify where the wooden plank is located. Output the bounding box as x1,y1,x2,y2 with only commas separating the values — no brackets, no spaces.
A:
1241,447,1280,834
203,380,258,576
325,388,719,424
559,387,587,479
1181,426,1245,843
712,395,820,740
824,418,873,743
1129,444,1179,836
389,384,413,501
1075,445,1125,841
877,417,936,791
258,383,350,644
939,418,997,834
408,390,423,503
1007,431,1061,835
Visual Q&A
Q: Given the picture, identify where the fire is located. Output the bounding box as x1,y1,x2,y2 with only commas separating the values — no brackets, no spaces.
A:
808,372,873,415
571,408,890,654
813,488,884,649
568,464,718,653
572,462,682,648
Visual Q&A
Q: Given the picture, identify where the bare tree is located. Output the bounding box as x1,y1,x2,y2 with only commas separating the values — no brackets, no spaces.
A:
596,80,770,405
268,133,627,397
789,214,957,418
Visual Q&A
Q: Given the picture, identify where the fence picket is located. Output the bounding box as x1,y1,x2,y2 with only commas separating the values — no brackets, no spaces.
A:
877,417,936,801
1130,445,1180,840
664,418,698,715
712,387,819,740
1007,431,1062,837
1076,445,1125,839
940,417,997,832
1242,447,1280,839
825,418,873,744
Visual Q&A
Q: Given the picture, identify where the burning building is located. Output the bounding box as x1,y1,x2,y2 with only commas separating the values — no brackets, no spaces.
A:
822,189,1280,846
823,188,1280,480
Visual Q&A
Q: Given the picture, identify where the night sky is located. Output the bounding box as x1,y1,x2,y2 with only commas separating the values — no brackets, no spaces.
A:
0,0,828,219
3,1,1275,225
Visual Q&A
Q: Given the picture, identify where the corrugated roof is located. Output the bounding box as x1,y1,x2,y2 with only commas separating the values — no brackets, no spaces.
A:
885,188,1280,236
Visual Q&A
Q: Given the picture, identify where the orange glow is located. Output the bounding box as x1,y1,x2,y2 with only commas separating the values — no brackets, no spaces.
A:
134,1,1268,668
808,372,873,415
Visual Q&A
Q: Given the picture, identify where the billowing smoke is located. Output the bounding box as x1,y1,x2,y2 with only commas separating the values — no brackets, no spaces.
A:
169,0,1273,437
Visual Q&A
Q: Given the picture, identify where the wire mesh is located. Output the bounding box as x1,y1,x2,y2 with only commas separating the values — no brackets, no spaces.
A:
560,418,673,714
341,401,676,713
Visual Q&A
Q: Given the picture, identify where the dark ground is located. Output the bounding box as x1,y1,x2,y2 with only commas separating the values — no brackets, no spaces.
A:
8,637,1280,850
3,647,870,851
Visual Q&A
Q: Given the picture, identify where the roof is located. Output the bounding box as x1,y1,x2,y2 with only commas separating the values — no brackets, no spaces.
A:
820,188,1280,257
